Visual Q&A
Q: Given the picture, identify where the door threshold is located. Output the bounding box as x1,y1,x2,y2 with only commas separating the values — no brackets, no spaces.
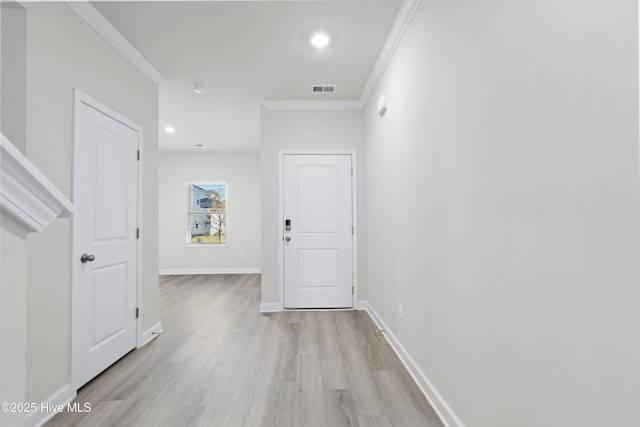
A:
283,307,354,311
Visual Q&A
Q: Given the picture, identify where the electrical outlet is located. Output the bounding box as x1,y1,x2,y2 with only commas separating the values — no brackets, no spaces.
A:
398,302,404,321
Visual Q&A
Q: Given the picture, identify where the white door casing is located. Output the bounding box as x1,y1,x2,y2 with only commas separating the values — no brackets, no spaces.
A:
283,154,354,309
72,93,139,389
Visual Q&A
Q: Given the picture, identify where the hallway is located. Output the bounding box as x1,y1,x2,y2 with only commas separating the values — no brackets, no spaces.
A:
46,274,442,426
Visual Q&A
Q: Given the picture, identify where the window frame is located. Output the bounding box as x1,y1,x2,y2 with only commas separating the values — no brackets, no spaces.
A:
186,182,228,246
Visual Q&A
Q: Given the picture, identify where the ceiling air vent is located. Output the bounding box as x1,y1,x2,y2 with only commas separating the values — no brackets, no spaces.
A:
312,85,336,93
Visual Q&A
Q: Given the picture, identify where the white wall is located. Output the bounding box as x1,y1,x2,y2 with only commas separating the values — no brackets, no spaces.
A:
1,2,27,154
0,217,28,427
159,151,261,273
260,108,366,307
364,1,640,426
22,1,159,411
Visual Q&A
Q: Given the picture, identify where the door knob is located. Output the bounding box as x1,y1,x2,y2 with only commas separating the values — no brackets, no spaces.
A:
285,236,291,241
81,254,95,263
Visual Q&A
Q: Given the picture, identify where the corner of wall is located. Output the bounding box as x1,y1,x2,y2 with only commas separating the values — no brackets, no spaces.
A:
362,301,464,427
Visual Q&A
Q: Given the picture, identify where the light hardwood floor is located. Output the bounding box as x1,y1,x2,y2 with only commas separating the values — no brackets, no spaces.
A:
46,274,443,427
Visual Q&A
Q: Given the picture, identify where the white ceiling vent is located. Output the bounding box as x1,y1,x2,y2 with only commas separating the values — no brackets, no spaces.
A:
312,85,336,93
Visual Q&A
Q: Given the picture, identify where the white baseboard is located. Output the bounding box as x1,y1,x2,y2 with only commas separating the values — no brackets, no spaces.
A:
259,302,282,313
24,384,76,427
355,300,369,310
138,321,163,348
360,301,465,427
159,268,261,275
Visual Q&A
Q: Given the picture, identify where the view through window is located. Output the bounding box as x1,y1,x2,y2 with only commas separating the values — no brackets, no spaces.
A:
189,183,226,244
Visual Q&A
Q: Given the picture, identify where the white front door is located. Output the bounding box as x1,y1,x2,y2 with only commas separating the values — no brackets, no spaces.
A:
72,98,138,388
283,154,353,309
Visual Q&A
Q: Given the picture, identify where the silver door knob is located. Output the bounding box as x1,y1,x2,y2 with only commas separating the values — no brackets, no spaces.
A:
285,236,291,241
81,254,95,263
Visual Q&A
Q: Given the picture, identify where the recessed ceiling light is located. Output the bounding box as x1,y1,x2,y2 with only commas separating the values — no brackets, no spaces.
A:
310,33,330,48
165,126,176,134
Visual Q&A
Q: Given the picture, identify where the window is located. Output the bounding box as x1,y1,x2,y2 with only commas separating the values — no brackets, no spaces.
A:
189,183,226,244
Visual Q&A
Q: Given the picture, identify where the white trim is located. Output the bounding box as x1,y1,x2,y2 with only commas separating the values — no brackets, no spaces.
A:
352,153,359,308
261,100,363,110
0,134,74,233
71,89,144,388
185,181,228,246
355,300,369,310
135,122,145,350
23,384,76,427
138,321,163,349
278,152,285,309
359,0,421,106
259,302,282,313
184,243,229,250
360,301,465,427
278,149,358,310
67,1,163,83
159,268,262,275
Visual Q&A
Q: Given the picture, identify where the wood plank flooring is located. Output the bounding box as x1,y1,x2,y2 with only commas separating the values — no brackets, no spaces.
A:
46,274,443,427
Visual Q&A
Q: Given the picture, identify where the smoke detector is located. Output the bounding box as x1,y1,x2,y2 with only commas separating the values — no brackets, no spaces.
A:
192,82,206,94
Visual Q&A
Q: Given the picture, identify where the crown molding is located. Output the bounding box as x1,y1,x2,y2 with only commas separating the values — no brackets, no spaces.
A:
261,100,364,110
67,1,163,83
359,0,421,107
67,0,418,106
1,135,74,233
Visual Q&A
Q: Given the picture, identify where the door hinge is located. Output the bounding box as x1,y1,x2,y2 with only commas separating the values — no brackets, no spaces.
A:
352,286,354,295
137,150,140,161
136,307,139,318
352,226,354,235
136,228,140,239
351,165,353,175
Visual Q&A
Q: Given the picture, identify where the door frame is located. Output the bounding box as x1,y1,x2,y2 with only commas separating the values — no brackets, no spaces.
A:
71,89,143,389
278,149,358,310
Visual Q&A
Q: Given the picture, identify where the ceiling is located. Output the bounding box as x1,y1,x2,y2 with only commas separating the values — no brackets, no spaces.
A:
92,0,404,152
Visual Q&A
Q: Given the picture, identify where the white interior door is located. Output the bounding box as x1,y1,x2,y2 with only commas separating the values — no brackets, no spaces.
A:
72,99,138,388
283,154,353,309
